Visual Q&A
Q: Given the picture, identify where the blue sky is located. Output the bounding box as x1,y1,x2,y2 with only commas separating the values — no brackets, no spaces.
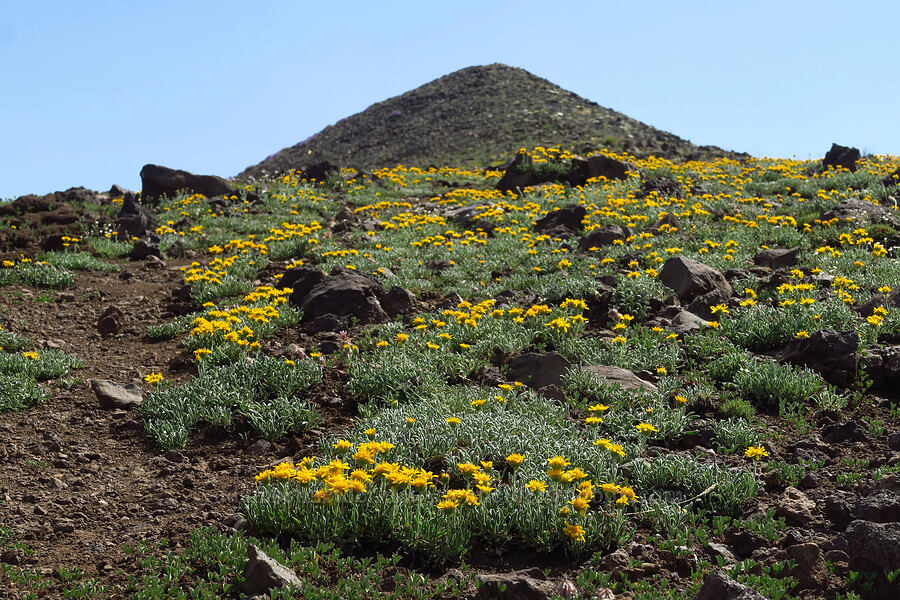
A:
2,1,898,199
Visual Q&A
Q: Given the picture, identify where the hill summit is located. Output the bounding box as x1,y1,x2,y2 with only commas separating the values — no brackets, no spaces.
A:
239,63,745,178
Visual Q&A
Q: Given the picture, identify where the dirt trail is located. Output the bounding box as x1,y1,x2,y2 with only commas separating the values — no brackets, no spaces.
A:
0,263,288,589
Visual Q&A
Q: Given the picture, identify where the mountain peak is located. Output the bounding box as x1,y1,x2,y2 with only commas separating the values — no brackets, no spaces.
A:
239,64,744,178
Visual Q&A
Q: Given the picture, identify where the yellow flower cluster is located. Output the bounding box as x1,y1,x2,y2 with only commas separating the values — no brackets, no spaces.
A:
182,256,239,285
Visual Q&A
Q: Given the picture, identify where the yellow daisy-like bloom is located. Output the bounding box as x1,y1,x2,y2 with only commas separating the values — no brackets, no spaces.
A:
332,440,353,453
525,480,547,493
795,331,810,339
547,455,571,470
436,499,458,513
457,462,480,476
446,416,461,425
22,351,39,360
636,422,657,434
585,416,603,425
563,521,586,543
506,453,524,468
745,446,768,461
569,495,590,515
144,372,164,384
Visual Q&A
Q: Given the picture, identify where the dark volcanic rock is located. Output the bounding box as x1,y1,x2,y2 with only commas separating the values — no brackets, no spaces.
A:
507,352,573,390
533,205,587,238
695,570,765,600
241,544,301,596
824,490,858,530
780,329,857,387
297,267,388,325
129,238,162,261
140,164,232,205
822,143,860,172
856,489,900,523
752,247,799,269
116,194,154,240
659,256,732,303
279,267,327,306
496,152,538,194
97,305,125,336
780,543,828,591
841,520,900,571
476,569,556,600
301,160,338,183
775,486,817,525
569,155,633,184
821,420,868,444
579,225,629,251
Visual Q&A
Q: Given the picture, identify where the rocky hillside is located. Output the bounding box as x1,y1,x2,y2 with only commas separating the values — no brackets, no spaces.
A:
239,63,746,178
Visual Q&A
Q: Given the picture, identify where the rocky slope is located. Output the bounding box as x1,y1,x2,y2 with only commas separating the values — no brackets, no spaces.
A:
239,63,746,178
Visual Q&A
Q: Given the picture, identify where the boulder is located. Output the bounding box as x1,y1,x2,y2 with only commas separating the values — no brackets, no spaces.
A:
651,212,681,233
883,167,900,187
129,238,162,261
476,568,556,600
687,289,731,321
578,225,629,251
841,520,900,571
775,486,817,525
533,205,587,238
0,194,54,216
296,267,388,325
97,305,125,336
116,193,154,240
752,247,800,270
381,286,417,316
140,164,232,205
279,267,327,305
569,155,633,184
90,379,143,409
241,544,301,597
496,152,632,195
819,198,900,228
695,570,765,600
581,365,657,393
821,420,868,444
507,352,573,390
856,489,900,523
496,152,539,194
55,186,99,205
301,160,338,183
824,490,858,530
670,310,709,335
780,329,857,387
659,256,732,303
822,143,860,172
779,543,828,591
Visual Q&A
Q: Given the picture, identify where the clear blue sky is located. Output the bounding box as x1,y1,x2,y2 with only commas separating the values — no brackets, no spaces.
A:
2,1,898,199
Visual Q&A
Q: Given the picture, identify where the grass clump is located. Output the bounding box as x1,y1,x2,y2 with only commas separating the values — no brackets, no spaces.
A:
41,250,119,273
138,355,322,449
0,373,46,413
0,349,83,381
